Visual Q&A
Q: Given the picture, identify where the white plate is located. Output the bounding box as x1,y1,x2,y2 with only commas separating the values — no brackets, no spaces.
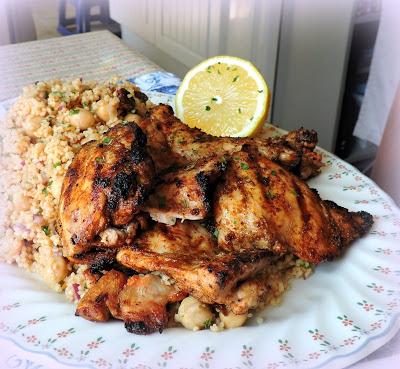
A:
1,93,400,369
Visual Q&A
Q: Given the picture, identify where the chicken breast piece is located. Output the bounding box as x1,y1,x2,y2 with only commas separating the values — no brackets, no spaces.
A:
214,147,373,264
119,274,186,334
116,221,276,311
75,270,127,322
144,155,227,224
59,123,155,260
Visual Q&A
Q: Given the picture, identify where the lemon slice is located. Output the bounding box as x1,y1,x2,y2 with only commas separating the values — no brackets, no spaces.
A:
175,55,270,137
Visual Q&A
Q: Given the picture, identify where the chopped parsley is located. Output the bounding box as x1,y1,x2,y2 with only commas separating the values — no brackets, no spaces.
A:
53,161,61,168
211,97,218,102
219,156,227,165
238,108,242,114
158,196,166,208
217,69,221,75
41,180,53,195
240,162,249,170
250,116,254,121
258,89,264,93
69,108,80,115
122,120,129,125
298,259,312,269
233,156,240,161
95,156,105,164
41,225,50,236
232,75,239,82
265,191,275,200
82,102,88,108
103,137,113,145
203,318,214,329
213,229,219,238
205,105,211,111
271,170,277,176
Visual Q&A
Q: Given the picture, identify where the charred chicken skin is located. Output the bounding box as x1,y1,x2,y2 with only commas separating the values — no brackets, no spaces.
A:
138,104,323,178
59,123,155,261
58,101,374,334
214,146,373,264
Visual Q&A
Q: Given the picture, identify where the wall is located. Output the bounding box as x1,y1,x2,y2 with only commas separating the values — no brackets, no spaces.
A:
273,0,354,150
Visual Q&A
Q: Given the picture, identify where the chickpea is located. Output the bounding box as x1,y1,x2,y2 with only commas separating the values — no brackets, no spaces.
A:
175,296,214,330
24,116,42,136
50,255,70,283
96,100,117,122
124,113,142,124
69,108,95,130
219,311,247,329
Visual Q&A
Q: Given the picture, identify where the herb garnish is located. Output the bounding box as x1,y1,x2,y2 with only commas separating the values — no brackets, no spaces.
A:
265,191,275,200
271,170,277,176
238,108,242,114
258,89,264,93
103,137,113,145
41,180,53,195
232,75,239,82
41,225,50,236
95,156,105,164
69,108,80,115
53,161,61,168
240,162,249,170
213,229,219,238
211,97,218,102
205,105,211,111
203,318,214,329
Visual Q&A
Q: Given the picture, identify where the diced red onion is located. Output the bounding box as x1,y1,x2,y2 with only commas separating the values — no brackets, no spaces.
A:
72,283,81,301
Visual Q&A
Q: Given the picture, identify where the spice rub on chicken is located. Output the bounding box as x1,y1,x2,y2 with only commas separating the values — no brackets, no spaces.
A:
214,147,373,264
58,101,373,335
138,104,323,178
58,122,155,262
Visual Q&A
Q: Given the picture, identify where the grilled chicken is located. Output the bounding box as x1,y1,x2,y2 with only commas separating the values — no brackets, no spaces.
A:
119,274,186,334
63,100,373,334
138,105,322,179
214,147,373,264
144,155,227,224
116,221,277,314
59,123,155,261
76,270,127,321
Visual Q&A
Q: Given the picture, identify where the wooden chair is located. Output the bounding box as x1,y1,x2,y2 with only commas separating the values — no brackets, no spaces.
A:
57,0,120,36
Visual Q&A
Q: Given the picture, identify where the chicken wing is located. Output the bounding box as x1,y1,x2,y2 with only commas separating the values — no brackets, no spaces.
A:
139,105,322,178
214,147,373,264
59,123,155,260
